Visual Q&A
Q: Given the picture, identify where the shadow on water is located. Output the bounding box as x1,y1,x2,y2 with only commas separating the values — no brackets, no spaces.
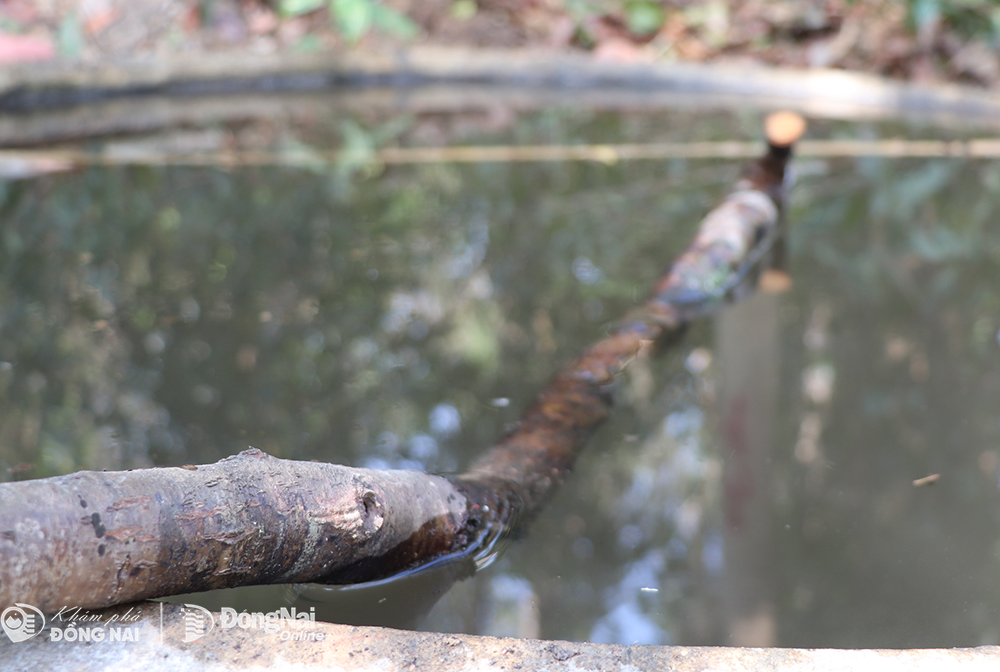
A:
294,559,478,630
3,102,1000,647
162,555,479,631
162,472,521,628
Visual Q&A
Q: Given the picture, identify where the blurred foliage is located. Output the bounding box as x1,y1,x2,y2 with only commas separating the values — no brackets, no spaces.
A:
449,0,478,21
279,0,416,43
575,0,1000,45
778,145,1000,647
0,108,739,481
623,0,665,36
905,0,1000,43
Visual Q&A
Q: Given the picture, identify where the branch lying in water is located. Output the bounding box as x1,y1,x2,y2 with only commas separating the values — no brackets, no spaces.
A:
0,112,805,612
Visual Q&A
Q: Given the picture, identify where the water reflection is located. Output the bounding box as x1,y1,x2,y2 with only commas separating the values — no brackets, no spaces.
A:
293,556,478,630
716,292,780,646
2,108,1000,648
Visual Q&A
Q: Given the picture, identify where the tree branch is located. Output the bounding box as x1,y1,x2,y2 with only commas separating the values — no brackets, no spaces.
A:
0,112,805,612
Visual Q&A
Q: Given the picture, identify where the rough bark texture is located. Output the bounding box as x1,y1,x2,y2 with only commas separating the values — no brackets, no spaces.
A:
0,114,800,612
2,602,998,672
0,451,473,612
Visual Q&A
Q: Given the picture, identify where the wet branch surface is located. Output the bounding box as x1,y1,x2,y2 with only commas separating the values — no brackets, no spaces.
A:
0,114,803,612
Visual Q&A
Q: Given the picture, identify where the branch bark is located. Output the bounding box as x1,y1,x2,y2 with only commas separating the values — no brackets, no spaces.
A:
0,112,805,612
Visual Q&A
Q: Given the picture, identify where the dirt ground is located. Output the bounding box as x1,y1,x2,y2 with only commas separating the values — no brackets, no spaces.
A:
0,0,997,89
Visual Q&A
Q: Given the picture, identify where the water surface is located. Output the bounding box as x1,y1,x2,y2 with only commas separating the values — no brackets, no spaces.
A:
2,106,999,648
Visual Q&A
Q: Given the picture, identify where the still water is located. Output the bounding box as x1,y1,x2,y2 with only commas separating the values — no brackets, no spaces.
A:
1,106,999,649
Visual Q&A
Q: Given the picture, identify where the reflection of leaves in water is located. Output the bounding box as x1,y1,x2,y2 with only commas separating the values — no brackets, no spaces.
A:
782,151,1000,648
910,227,974,263
870,160,956,222
794,157,999,305
335,120,377,181
0,109,736,486
333,116,413,193
5,109,1000,647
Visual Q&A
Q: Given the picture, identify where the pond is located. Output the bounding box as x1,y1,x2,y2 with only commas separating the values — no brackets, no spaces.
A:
1,101,999,649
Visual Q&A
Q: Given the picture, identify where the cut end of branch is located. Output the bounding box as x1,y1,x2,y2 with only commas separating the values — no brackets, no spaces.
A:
765,111,807,147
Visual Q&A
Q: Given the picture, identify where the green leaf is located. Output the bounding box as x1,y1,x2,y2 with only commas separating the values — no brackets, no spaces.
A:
565,0,602,21
624,0,664,36
372,4,418,38
57,14,84,58
331,0,375,43
449,0,478,21
280,0,325,17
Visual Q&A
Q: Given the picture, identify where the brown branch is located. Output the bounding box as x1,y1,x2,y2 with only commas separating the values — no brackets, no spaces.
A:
0,452,483,612
0,112,805,612
461,110,806,522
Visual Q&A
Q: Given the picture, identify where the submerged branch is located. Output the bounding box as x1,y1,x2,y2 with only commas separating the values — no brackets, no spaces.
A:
462,111,805,523
0,112,805,612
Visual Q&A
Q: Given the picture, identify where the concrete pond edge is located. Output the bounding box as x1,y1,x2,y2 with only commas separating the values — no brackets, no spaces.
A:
1,602,998,671
4,45,1000,126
